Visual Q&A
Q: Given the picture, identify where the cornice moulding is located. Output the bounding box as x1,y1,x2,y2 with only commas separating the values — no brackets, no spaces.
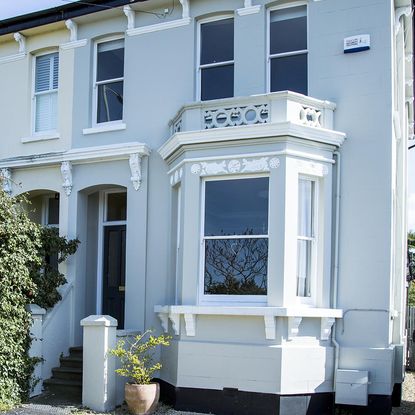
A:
0,142,151,169
159,122,346,161
60,39,88,50
126,17,191,36
0,52,26,65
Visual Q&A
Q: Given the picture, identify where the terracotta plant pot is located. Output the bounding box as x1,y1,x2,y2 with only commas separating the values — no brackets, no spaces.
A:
125,382,160,415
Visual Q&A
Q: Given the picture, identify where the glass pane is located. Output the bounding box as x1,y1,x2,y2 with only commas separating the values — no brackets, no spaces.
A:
205,238,268,295
201,64,234,101
270,54,307,95
97,40,124,81
298,179,314,237
97,81,123,123
270,6,307,55
48,197,59,225
205,178,269,236
35,91,58,132
297,239,311,297
107,192,127,222
200,18,234,65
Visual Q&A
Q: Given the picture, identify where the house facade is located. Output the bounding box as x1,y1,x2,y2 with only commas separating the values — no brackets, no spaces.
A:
0,0,412,414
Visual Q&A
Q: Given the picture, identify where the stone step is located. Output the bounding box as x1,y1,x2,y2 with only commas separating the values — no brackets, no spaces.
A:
52,366,82,382
43,378,82,396
68,346,83,358
60,356,83,369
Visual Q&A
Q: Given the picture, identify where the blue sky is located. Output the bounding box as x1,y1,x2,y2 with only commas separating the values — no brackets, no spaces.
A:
1,1,415,230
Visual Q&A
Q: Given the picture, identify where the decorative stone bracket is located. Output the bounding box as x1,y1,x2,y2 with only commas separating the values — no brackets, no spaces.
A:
155,305,342,340
237,0,261,16
14,32,26,54
395,7,412,36
61,19,88,49
0,168,12,195
61,161,73,196
129,153,143,191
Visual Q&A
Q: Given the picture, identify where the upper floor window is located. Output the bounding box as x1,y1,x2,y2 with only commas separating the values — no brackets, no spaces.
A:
199,17,234,101
269,5,307,95
34,52,59,133
201,177,268,302
95,38,124,124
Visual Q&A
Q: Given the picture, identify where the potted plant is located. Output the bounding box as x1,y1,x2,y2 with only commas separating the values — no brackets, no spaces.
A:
110,329,171,415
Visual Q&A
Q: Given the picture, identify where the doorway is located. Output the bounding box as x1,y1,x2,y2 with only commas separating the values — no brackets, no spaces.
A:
98,190,127,329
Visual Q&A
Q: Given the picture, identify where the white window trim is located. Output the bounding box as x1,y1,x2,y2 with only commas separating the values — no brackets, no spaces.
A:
41,194,60,227
92,35,125,128
96,189,127,314
266,1,309,94
198,174,269,305
196,14,235,101
295,174,319,307
31,49,59,136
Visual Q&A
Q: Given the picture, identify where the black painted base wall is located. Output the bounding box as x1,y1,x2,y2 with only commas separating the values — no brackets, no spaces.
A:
156,379,397,415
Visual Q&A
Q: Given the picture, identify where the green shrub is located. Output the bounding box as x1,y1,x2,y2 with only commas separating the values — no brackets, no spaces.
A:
30,226,79,309
0,191,42,408
110,330,171,385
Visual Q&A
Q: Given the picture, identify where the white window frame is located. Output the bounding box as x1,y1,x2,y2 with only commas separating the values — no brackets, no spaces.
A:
41,194,60,228
198,174,269,305
96,189,127,314
266,1,309,94
196,14,235,101
32,49,59,135
295,174,319,306
92,35,125,128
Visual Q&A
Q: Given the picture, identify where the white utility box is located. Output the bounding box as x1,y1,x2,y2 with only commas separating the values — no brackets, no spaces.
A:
335,369,369,406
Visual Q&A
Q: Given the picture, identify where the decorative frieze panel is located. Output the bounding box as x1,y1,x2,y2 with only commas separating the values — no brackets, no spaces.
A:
295,159,329,177
204,104,269,129
191,156,280,176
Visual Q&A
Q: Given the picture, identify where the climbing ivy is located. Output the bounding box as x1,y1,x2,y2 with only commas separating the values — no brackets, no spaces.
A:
0,190,42,410
30,226,79,310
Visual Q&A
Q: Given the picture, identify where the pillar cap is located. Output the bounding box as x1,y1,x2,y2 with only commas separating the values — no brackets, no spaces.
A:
26,304,46,315
81,315,118,327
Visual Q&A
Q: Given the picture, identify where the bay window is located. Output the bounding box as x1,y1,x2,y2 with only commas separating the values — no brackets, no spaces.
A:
201,177,269,300
269,5,308,95
95,38,125,124
199,17,234,101
297,178,316,299
34,52,59,133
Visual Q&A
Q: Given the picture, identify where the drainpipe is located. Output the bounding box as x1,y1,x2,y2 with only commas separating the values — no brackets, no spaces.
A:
332,150,341,391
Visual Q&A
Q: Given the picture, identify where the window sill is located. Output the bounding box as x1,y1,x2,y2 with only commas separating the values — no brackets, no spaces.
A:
21,132,60,143
154,304,342,340
83,123,126,135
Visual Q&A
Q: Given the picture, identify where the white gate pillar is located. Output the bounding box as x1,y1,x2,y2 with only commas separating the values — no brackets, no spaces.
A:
81,315,118,412
27,304,46,397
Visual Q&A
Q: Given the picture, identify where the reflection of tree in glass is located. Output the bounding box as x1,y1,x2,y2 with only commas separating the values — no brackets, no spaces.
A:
205,231,267,295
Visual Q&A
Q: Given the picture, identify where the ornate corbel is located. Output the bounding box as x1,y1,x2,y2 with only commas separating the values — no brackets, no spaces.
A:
0,168,12,195
184,313,196,336
287,316,302,340
157,313,169,333
14,33,26,54
395,7,412,36
129,153,142,191
168,313,180,335
264,315,276,340
179,0,190,19
123,6,136,31
320,317,336,341
65,19,78,42
61,161,73,196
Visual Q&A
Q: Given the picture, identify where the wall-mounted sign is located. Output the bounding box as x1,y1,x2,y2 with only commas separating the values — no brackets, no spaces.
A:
344,34,370,53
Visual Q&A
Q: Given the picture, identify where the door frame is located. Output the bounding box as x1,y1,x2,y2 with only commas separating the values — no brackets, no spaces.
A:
96,188,127,315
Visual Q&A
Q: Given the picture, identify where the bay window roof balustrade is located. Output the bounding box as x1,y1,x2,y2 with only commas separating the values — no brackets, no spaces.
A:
169,91,336,136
